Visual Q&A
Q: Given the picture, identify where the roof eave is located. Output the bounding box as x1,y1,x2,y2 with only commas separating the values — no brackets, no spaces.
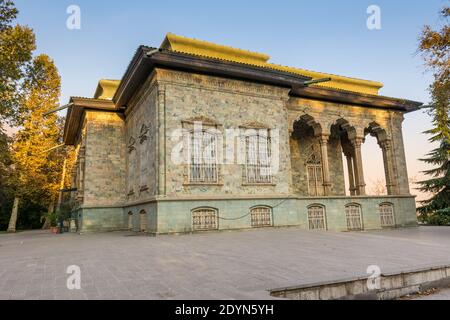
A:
290,85,423,112
113,48,312,110
63,98,117,145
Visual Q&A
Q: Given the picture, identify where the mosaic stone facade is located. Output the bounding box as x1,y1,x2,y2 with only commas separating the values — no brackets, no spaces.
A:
68,67,418,234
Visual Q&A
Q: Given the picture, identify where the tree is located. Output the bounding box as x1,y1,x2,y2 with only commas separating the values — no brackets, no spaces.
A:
9,54,65,229
369,179,387,196
0,0,36,125
0,129,14,229
417,7,450,225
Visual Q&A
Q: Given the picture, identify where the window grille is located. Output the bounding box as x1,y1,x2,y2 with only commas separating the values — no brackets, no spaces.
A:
245,132,272,184
345,205,363,231
189,131,218,183
251,207,273,228
308,206,326,230
192,209,218,231
379,203,395,227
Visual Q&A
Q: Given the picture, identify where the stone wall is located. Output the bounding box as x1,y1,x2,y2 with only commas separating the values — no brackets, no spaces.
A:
70,68,415,234
83,111,126,207
148,196,417,234
125,74,159,202
156,68,292,197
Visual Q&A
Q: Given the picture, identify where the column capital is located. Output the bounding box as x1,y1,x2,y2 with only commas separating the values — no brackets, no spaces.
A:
351,137,365,148
317,134,330,145
378,139,392,150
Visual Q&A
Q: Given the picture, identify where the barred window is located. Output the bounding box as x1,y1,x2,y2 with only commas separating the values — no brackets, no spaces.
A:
189,130,218,183
379,203,395,227
345,204,363,231
245,132,272,184
192,208,218,231
251,207,273,228
308,206,326,230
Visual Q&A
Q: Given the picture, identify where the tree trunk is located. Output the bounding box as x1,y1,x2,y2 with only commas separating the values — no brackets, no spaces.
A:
42,202,54,230
7,197,20,233
56,158,67,213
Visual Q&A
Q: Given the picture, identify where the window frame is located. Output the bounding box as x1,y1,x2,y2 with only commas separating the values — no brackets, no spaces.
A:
307,204,327,231
187,129,220,185
192,207,219,231
345,203,364,231
250,206,273,228
379,202,396,227
243,129,273,185
306,164,324,197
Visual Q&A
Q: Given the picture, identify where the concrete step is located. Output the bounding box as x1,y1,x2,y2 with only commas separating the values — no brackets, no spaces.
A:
270,265,450,300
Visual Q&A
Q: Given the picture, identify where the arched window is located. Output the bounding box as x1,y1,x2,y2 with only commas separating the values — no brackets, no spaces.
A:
139,210,147,232
306,150,324,196
250,207,273,228
189,130,218,183
379,203,395,227
127,212,133,230
308,205,327,230
345,204,363,231
192,208,218,231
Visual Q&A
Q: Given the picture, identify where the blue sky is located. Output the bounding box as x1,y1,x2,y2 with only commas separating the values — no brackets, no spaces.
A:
13,0,448,197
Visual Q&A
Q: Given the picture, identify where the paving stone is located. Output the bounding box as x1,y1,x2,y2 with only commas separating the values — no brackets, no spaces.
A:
0,227,450,300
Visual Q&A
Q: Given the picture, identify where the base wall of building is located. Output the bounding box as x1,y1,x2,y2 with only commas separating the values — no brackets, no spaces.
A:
124,196,418,235
73,196,418,234
73,207,125,233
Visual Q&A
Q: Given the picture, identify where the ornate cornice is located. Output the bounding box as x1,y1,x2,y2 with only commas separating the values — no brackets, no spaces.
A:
156,68,289,100
182,116,222,127
239,121,270,129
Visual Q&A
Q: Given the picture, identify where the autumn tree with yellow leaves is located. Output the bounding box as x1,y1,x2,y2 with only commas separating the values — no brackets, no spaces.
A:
6,54,68,230
1,1,71,230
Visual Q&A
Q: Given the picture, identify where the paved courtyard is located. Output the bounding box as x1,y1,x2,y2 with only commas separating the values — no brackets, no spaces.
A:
0,226,450,300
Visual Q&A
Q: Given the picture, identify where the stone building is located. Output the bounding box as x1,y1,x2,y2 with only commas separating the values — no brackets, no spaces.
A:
63,33,422,234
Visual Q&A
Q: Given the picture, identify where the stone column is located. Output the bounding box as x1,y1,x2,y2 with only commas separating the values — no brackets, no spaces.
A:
319,134,332,196
379,139,398,195
389,113,411,195
346,154,357,196
157,86,166,196
351,137,366,196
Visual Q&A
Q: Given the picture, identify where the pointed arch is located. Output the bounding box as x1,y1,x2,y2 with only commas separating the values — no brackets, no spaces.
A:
139,210,147,232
